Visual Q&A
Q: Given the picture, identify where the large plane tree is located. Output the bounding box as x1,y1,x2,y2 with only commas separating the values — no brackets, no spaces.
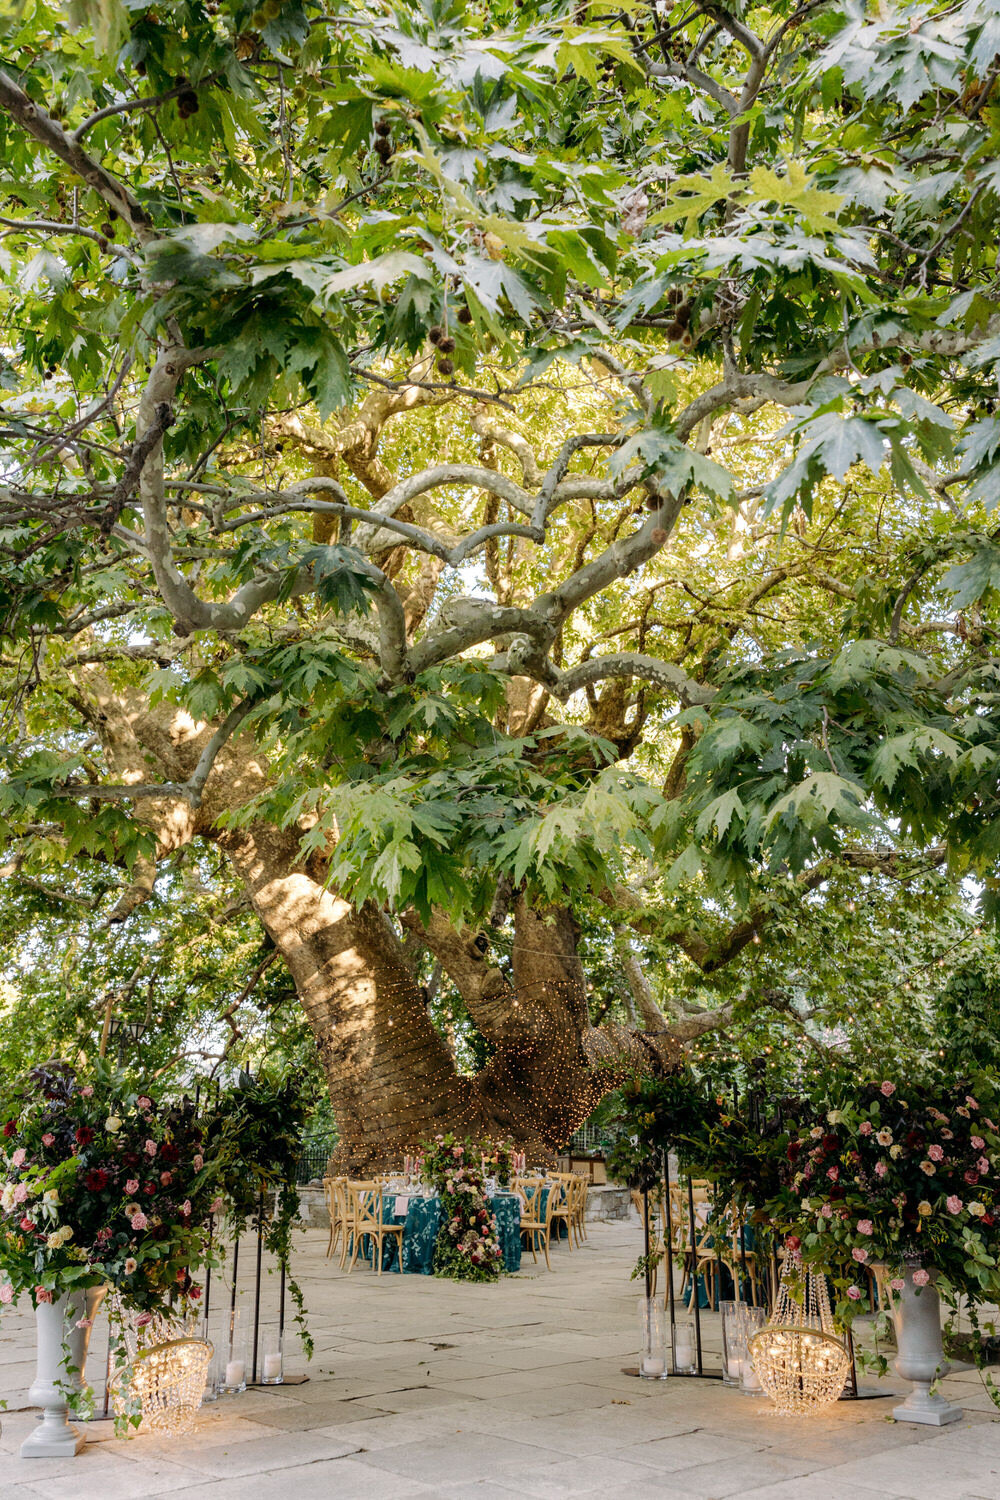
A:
3,0,1000,1165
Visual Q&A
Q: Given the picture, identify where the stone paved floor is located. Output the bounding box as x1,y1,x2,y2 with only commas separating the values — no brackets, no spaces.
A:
2,1217,999,1498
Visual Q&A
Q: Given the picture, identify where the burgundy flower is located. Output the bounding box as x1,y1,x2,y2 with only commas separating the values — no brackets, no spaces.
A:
822,1135,838,1152
123,1152,141,1169
84,1168,109,1192
160,1143,180,1165
3,1121,16,1138
964,1169,980,1186
74,1127,94,1147
143,1182,156,1195
787,1140,801,1160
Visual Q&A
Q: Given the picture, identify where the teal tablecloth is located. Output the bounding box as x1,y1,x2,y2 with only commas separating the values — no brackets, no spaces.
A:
362,1192,522,1274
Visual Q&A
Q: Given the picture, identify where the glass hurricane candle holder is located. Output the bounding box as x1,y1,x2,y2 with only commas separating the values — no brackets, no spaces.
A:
741,1306,767,1395
720,1301,743,1387
261,1328,284,1385
672,1318,697,1375
221,1314,248,1395
638,1296,668,1380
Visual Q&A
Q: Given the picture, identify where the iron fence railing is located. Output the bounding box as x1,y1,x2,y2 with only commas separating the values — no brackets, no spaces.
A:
295,1138,337,1184
567,1122,620,1154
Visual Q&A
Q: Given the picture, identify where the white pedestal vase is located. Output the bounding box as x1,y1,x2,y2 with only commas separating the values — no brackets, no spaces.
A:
891,1267,962,1426
21,1286,105,1458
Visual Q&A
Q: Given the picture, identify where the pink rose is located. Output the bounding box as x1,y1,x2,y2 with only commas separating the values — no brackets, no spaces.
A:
880,1081,896,1097
79,1085,94,1098
19,1215,33,1230
193,1155,203,1171
972,1137,985,1150
135,1312,152,1327
35,1287,53,1303
966,1096,979,1111
964,1169,980,1186
978,1157,990,1174
847,1285,862,1300
890,1277,905,1291
820,1203,833,1218
182,1199,191,1215
13,1183,27,1203
827,1166,839,1181
0,1283,12,1304
859,1122,873,1136
927,1145,944,1162
129,1210,149,1230
985,1119,997,1131
210,1196,223,1214
75,1318,92,1329
852,1247,868,1262
144,1140,157,1156
857,1220,874,1235
11,1148,26,1167
41,1134,54,1147
160,1171,173,1186
875,1161,887,1177
137,1096,152,1111
912,1268,930,1286
946,1196,962,1215
125,1179,138,1195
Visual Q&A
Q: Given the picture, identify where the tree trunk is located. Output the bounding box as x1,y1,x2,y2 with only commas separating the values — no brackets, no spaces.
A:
217,827,682,1170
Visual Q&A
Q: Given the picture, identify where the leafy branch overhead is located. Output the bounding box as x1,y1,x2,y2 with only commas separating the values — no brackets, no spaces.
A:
3,0,1000,936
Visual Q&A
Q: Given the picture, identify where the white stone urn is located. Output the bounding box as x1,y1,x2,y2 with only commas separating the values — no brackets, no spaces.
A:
891,1265,961,1426
21,1285,106,1458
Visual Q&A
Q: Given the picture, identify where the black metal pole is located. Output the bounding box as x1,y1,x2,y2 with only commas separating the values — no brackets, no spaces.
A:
686,1175,704,1375
662,1152,677,1366
229,1235,240,1361
846,1326,859,1398
203,1219,214,1325
642,1183,651,1302
252,1188,264,1383
739,1218,751,1304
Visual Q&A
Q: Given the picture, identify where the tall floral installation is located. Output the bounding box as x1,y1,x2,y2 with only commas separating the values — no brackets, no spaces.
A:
613,1063,1000,1411
0,1061,220,1323
421,1134,504,1283
0,1060,310,1452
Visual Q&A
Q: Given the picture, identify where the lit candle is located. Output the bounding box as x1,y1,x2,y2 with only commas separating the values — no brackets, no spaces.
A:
642,1355,666,1376
742,1361,762,1392
674,1333,694,1367
263,1353,282,1380
728,1355,744,1380
225,1359,245,1387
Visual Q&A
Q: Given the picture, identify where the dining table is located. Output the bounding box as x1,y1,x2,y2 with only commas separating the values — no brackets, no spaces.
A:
363,1189,524,1274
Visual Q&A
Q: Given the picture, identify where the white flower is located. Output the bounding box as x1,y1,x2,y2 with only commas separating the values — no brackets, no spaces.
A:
890,1145,903,1159
827,1109,846,1125
876,1128,893,1146
969,1201,986,1218
0,1185,14,1212
43,1189,59,1206
104,1116,122,1133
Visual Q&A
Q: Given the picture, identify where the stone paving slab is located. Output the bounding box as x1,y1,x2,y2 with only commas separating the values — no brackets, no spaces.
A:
2,1218,1000,1498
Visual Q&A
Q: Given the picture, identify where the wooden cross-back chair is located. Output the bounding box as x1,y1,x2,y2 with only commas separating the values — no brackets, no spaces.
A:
344,1182,404,1276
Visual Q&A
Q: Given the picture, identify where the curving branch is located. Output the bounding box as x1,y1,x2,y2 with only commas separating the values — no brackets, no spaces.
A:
0,69,152,238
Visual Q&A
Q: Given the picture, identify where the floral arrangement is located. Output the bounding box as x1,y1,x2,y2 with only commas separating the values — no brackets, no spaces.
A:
480,1139,514,1189
0,1060,222,1321
778,1071,1000,1324
421,1133,503,1282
